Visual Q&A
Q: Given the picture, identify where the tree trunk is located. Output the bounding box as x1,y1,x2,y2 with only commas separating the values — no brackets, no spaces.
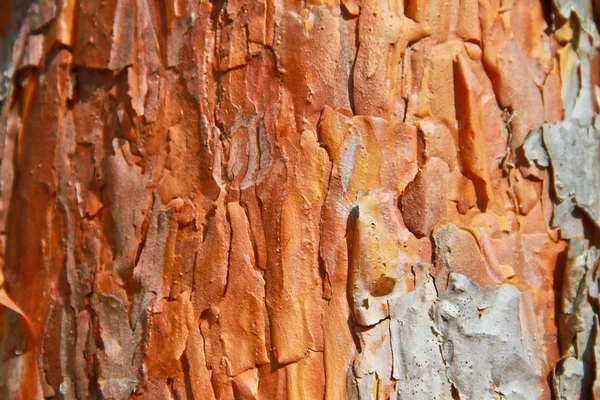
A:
0,0,598,399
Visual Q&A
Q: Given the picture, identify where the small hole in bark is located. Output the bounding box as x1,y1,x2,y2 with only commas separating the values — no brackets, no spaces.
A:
371,276,396,296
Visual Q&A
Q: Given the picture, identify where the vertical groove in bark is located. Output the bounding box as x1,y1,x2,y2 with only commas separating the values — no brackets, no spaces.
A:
0,0,598,399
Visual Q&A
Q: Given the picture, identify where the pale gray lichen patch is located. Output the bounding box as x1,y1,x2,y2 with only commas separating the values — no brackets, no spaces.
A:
547,1,600,396
554,239,599,399
389,266,450,400
353,319,394,399
522,128,549,169
542,119,600,230
534,0,600,235
553,356,586,399
386,270,544,399
432,273,543,400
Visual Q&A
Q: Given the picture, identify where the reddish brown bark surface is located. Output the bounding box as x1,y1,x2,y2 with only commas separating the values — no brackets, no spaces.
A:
0,0,599,399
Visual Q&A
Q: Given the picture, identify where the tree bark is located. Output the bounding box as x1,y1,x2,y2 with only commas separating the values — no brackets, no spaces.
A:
0,0,598,399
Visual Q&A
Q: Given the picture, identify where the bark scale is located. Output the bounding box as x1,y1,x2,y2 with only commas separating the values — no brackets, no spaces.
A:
0,0,598,399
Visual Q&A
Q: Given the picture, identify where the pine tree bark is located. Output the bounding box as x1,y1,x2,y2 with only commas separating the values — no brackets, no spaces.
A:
0,0,599,399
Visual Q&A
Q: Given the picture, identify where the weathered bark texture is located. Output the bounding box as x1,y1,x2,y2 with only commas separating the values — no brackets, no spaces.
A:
0,0,599,399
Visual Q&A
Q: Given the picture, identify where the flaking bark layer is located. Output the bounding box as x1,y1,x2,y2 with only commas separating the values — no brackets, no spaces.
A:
0,0,598,399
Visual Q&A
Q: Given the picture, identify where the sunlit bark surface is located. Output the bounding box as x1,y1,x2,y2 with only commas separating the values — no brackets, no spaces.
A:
0,0,599,399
